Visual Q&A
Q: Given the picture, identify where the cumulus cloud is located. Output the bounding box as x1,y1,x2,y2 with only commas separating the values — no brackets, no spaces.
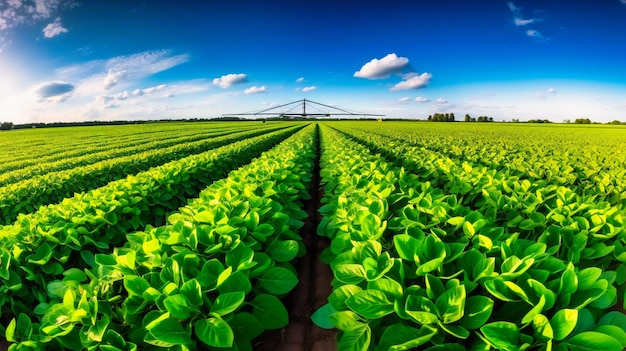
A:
213,73,248,89
244,85,267,94
390,73,432,91
415,96,430,102
42,17,67,38
397,97,411,103
354,53,409,79
436,98,448,104
547,87,557,93
302,86,317,92
296,77,304,83
1,0,74,44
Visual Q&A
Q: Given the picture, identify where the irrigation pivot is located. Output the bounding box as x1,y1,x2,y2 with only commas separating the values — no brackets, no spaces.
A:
222,98,385,119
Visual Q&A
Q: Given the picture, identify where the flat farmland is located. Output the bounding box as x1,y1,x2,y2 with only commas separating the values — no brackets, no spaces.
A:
1,121,625,351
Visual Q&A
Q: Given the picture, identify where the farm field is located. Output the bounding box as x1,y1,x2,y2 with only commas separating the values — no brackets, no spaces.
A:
0,121,625,350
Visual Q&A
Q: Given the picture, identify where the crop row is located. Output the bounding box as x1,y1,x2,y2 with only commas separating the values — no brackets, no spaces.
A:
340,123,626,206
0,122,261,170
0,124,293,224
334,125,626,274
2,124,318,350
312,125,626,350
0,124,208,172
0,125,303,325
0,124,262,187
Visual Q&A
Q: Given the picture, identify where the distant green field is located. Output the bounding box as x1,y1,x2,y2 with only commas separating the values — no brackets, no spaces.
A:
1,121,624,350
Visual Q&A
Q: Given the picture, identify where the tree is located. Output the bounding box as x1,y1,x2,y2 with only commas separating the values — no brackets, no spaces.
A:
574,118,591,124
450,113,455,122
464,114,471,122
0,122,13,131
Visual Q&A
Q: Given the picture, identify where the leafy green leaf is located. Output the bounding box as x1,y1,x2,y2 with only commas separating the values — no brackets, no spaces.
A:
195,315,234,348
459,295,494,330
550,309,578,341
337,323,371,351
311,303,337,329
144,317,192,346
163,294,195,320
251,294,288,330
378,323,437,351
435,285,466,324
346,289,394,319
124,275,150,297
480,322,531,350
259,266,298,294
210,291,245,316
564,331,623,351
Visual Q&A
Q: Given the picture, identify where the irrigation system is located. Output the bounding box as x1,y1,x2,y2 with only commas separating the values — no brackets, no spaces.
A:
222,99,385,119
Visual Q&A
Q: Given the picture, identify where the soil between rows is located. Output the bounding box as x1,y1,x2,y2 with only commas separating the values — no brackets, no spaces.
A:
256,137,336,351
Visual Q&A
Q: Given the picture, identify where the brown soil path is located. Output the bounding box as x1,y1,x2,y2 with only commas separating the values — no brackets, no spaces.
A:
256,135,336,351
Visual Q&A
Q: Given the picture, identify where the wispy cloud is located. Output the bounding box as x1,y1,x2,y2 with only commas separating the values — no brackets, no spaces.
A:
514,18,534,26
244,85,267,94
302,86,317,92
397,97,411,103
415,96,430,103
436,97,448,104
508,1,545,38
42,17,67,38
295,77,304,83
213,73,248,89
354,53,410,79
526,29,544,39
54,50,189,97
547,87,557,94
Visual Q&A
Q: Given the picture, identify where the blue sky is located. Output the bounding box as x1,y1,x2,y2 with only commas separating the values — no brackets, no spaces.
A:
1,0,625,123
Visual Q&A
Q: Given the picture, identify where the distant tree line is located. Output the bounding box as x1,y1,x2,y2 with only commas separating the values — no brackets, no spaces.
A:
427,113,455,122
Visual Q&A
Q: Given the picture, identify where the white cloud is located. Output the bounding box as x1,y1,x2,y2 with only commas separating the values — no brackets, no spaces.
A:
1,0,74,45
213,73,248,89
390,73,432,91
514,18,534,26
42,17,67,38
56,50,189,97
547,87,557,93
436,98,448,104
302,86,317,92
354,53,409,79
507,2,521,13
526,29,544,39
296,77,304,83
397,97,411,103
103,70,126,89
621,0,626,4
415,96,430,102
244,85,267,94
